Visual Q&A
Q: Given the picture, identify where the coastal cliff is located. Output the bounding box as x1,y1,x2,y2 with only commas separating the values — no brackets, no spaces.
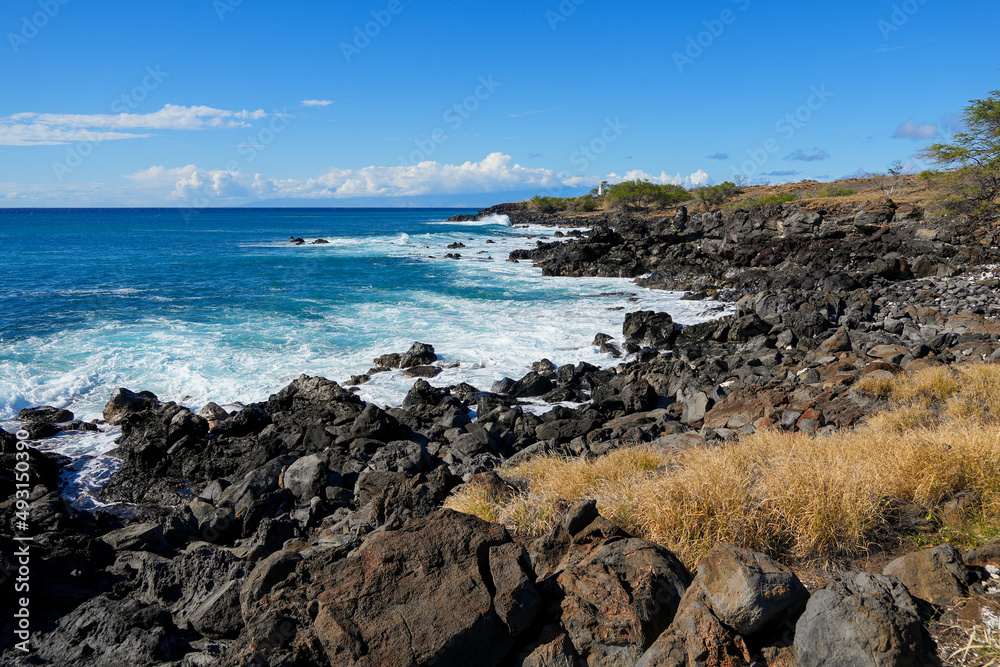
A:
4,183,1000,666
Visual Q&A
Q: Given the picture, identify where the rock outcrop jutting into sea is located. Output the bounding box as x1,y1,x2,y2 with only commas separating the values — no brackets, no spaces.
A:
4,191,1000,666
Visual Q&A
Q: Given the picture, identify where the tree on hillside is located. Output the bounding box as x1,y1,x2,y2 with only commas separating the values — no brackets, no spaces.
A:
868,159,907,196
606,180,688,211
693,181,743,210
530,195,566,214
920,89,1000,213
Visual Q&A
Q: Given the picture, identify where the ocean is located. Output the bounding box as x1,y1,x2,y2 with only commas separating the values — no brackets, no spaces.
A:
0,207,728,505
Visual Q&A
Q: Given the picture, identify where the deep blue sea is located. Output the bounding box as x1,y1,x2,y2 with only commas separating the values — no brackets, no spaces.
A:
0,207,727,504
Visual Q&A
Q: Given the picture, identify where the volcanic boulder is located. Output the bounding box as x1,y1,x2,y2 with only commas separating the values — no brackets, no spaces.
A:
794,572,935,666
623,311,678,350
310,509,540,667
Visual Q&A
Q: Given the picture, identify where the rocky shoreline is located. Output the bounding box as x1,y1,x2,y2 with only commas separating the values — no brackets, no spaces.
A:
4,195,1000,666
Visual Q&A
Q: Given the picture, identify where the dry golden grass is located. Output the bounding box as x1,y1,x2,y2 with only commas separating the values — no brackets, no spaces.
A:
856,365,964,407
854,374,895,399
446,482,505,524
447,446,665,538
893,366,963,408
944,364,1000,422
446,363,1000,566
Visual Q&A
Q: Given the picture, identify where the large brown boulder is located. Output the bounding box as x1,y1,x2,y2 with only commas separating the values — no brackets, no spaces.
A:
695,543,808,636
635,585,753,667
530,500,692,666
637,544,807,667
103,387,155,425
310,509,540,667
818,327,851,355
883,544,975,607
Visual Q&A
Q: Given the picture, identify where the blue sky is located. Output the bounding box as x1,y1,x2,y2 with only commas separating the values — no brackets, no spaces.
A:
0,0,997,207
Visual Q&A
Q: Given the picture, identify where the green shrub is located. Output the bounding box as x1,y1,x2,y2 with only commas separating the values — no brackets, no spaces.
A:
531,194,603,213
693,181,743,210
530,195,568,214
818,186,856,198
606,180,689,211
739,193,798,209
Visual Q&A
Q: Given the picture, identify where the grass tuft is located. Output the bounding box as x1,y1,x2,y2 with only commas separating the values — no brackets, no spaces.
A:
855,374,895,399
445,363,1000,566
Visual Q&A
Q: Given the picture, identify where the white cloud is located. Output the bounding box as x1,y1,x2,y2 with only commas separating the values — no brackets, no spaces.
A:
302,100,334,107
561,175,596,187
605,169,711,188
125,165,199,186
262,152,565,199
124,165,251,200
0,104,269,146
173,168,250,200
118,153,567,204
893,118,939,140
9,154,714,206
118,156,718,206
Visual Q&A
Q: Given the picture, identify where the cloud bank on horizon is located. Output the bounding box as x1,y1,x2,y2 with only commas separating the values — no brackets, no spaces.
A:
0,152,711,207
112,153,710,206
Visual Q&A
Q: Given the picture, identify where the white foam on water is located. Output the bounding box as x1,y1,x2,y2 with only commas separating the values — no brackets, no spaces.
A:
2,212,733,504
0,423,122,509
424,214,512,227
237,237,366,249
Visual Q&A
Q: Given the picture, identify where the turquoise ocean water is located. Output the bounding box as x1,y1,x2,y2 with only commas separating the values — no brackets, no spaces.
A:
0,207,727,504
